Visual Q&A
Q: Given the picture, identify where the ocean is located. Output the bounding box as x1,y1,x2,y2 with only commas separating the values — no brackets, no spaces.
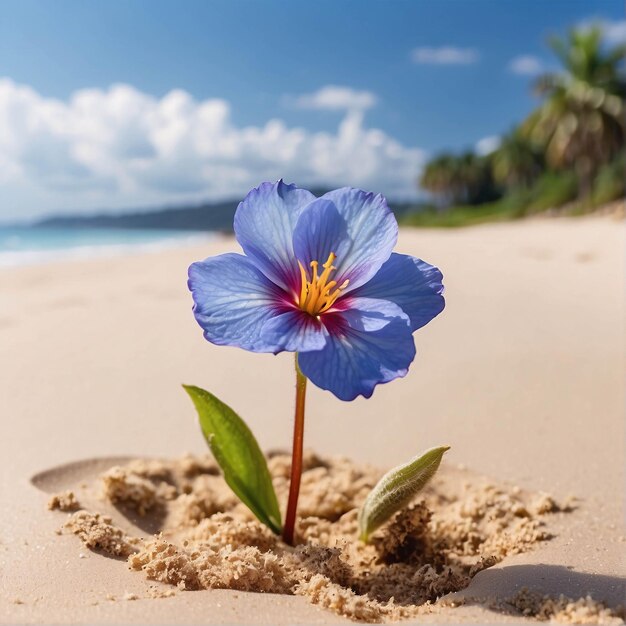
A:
0,226,211,268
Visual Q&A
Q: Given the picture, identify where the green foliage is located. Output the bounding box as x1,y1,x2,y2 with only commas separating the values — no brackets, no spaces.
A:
592,152,625,205
183,385,282,534
358,446,450,542
491,129,545,189
401,167,585,227
526,170,579,213
520,25,624,195
417,23,625,219
420,152,500,208
400,202,515,228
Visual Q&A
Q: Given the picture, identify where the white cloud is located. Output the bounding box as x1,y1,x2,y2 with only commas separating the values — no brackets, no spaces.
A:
508,55,546,76
411,46,479,65
579,17,626,45
601,18,626,44
293,85,377,111
0,79,425,219
475,135,501,156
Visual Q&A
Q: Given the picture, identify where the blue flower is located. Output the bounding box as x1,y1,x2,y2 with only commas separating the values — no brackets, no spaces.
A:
188,181,445,401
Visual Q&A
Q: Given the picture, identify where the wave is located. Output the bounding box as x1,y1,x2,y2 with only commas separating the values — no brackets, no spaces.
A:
0,233,214,268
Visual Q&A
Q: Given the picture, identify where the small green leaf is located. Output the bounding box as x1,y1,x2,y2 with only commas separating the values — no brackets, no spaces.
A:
183,385,282,534
358,446,450,543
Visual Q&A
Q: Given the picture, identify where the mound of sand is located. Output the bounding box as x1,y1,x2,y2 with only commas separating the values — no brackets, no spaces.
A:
504,589,625,624
46,451,614,623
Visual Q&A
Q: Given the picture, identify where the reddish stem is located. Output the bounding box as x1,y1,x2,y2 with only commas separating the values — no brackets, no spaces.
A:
282,355,307,545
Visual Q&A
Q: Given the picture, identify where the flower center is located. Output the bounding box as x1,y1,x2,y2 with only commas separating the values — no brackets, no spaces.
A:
297,251,349,316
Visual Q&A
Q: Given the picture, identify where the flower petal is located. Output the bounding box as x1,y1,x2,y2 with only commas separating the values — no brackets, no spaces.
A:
317,187,398,291
298,297,416,401
291,198,354,287
354,253,445,331
233,180,316,292
260,310,328,353
188,253,287,353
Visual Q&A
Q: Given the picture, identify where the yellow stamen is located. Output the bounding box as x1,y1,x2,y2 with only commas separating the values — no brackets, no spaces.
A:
297,251,349,316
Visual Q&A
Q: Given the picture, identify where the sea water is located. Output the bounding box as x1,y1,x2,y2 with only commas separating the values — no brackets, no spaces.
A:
0,226,211,267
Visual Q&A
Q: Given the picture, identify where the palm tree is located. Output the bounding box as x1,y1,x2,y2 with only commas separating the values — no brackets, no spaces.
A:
491,129,544,189
457,151,491,203
420,152,496,208
524,26,625,196
420,153,460,209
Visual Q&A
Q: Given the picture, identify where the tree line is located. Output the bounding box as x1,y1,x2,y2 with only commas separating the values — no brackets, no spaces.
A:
418,26,625,217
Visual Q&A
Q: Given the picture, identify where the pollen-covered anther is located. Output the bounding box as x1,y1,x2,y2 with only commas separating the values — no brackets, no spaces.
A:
298,251,349,316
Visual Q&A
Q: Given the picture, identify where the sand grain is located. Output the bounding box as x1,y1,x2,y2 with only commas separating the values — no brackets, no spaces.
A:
54,452,575,622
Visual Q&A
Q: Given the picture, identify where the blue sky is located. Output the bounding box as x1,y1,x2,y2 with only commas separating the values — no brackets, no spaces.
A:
0,0,623,219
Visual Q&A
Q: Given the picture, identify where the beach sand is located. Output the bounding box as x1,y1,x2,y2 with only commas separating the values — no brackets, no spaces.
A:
1,215,624,624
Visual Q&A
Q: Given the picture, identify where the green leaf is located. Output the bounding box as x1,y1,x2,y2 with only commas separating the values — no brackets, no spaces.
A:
358,446,450,543
183,385,282,534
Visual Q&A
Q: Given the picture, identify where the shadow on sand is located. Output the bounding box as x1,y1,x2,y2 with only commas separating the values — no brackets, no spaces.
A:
451,563,625,613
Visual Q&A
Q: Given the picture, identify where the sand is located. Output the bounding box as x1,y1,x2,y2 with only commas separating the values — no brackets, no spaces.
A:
48,452,582,622
1,214,624,624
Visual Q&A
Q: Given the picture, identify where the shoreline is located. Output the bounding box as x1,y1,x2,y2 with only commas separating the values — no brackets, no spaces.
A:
0,230,216,269
2,205,622,270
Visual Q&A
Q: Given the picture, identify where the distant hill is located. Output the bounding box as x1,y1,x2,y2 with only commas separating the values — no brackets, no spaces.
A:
36,199,240,233
35,191,424,233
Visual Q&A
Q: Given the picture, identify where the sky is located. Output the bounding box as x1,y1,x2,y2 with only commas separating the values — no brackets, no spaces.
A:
0,0,624,221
